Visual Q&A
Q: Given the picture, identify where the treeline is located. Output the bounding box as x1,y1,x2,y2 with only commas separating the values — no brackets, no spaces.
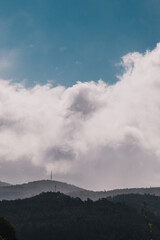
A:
108,193,160,215
0,192,160,240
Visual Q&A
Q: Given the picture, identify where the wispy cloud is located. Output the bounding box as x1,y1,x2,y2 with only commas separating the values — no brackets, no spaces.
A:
0,49,17,72
0,44,160,189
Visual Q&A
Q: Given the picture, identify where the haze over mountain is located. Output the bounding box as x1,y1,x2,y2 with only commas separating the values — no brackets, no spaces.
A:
1,179,160,201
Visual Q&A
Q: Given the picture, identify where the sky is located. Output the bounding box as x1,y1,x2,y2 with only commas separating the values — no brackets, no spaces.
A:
1,0,160,190
1,0,160,86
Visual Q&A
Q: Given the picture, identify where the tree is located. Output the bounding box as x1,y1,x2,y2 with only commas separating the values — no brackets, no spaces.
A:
0,217,18,240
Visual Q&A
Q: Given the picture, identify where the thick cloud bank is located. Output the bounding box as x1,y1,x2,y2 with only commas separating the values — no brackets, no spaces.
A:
1,44,160,189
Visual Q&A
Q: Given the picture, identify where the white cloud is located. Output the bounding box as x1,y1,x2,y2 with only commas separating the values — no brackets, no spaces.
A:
0,44,160,189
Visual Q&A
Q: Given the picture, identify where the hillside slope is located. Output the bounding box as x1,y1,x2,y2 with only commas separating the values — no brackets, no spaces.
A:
1,192,159,240
108,193,160,215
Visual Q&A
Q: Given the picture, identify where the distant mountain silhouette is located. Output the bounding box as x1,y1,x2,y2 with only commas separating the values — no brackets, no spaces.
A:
1,179,160,200
0,181,11,187
0,180,84,200
69,187,160,200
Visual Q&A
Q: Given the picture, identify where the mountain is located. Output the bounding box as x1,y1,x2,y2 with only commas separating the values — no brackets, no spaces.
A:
0,180,84,200
1,192,159,240
0,181,11,187
1,179,160,201
69,187,160,200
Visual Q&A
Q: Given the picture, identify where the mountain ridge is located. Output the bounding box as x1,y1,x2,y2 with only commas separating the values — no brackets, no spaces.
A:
0,179,85,200
0,181,11,187
1,179,160,201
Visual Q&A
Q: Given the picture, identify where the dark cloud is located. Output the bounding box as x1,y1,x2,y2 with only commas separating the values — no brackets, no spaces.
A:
45,146,76,162
69,88,100,117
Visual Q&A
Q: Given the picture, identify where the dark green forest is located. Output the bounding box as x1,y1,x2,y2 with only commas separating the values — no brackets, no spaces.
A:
1,192,160,240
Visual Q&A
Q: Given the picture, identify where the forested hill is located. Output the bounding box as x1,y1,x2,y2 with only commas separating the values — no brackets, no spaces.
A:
1,192,160,240
108,193,160,216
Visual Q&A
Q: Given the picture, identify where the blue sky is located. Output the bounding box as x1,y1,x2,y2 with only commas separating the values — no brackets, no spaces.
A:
0,0,160,86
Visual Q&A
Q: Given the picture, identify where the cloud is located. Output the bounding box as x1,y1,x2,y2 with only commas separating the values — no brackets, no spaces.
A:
0,158,46,184
0,44,160,189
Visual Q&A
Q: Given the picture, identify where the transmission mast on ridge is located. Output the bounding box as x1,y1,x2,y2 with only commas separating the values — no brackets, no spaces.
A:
50,171,53,181
50,171,57,192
